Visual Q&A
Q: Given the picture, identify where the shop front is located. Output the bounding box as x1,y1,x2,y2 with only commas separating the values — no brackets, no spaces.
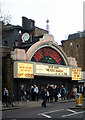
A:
11,34,81,99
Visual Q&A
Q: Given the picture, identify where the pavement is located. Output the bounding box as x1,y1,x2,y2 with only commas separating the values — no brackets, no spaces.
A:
1,98,85,111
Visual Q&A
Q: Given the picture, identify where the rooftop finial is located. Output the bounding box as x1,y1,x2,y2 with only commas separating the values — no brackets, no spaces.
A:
46,18,49,33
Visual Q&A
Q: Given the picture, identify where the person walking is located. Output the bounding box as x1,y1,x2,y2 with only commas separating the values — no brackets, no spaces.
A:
26,88,30,100
46,85,49,102
47,84,54,103
73,85,77,98
20,85,28,102
60,85,66,100
41,88,47,107
54,85,58,102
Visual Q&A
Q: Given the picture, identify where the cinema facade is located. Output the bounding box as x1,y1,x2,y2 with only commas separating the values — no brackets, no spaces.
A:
11,34,81,99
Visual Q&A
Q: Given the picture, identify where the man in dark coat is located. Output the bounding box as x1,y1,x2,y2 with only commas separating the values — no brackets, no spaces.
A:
41,87,47,107
54,85,58,102
47,85,54,103
80,84,85,96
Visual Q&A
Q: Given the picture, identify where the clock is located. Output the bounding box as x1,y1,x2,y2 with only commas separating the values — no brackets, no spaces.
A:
22,33,30,42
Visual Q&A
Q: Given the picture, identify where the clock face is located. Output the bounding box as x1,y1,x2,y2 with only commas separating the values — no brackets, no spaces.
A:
31,47,66,65
22,33,30,42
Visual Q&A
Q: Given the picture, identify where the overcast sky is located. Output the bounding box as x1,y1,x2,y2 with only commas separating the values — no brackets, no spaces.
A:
0,0,84,44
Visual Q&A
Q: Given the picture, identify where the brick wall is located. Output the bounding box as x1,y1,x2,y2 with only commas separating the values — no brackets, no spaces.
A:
2,56,13,96
62,37,85,71
2,47,12,57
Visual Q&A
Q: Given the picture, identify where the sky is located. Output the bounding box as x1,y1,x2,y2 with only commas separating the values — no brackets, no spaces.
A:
0,0,85,45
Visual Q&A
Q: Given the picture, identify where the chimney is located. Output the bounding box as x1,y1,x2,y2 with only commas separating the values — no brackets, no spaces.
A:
22,16,35,30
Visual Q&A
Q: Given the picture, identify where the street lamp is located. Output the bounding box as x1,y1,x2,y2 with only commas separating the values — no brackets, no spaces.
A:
19,30,22,35
70,42,73,47
70,42,73,57
18,30,22,48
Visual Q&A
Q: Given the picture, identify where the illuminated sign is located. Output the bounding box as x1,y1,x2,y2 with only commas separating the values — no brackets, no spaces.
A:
31,47,65,65
14,62,34,78
72,68,81,80
11,34,70,66
36,64,70,76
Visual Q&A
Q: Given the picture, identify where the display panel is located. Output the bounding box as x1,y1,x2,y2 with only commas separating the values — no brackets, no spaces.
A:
31,47,65,65
72,68,81,80
36,64,70,77
14,62,34,78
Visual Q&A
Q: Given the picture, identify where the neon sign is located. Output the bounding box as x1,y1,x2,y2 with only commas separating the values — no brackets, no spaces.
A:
31,47,65,65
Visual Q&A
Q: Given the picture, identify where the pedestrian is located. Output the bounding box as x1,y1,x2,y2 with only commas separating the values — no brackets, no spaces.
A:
54,85,58,102
70,89,75,99
41,87,47,107
60,85,66,100
80,84,84,96
30,85,35,101
46,85,49,102
73,85,77,98
20,85,28,102
3,88,9,107
26,88,30,100
47,84,54,103
34,84,39,101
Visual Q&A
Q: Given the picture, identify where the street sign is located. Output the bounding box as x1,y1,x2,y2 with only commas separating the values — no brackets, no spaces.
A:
76,94,79,98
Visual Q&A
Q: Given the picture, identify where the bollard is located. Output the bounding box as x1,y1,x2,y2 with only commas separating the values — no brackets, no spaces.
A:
75,93,82,107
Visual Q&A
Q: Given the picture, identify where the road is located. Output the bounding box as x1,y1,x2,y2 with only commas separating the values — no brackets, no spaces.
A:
2,100,85,119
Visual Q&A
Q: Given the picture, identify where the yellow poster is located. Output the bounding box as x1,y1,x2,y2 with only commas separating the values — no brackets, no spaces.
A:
18,62,34,78
72,68,81,80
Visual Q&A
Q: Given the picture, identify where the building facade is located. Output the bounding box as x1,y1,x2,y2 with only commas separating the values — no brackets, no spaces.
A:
10,34,81,99
61,31,85,85
2,17,82,100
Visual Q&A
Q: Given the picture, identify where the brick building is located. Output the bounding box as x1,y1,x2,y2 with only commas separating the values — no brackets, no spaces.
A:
61,31,85,85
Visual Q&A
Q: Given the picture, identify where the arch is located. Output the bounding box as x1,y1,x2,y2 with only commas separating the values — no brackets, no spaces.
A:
26,34,69,66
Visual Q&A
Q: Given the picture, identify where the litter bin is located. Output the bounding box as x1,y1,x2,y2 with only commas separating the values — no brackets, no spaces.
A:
75,93,82,107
